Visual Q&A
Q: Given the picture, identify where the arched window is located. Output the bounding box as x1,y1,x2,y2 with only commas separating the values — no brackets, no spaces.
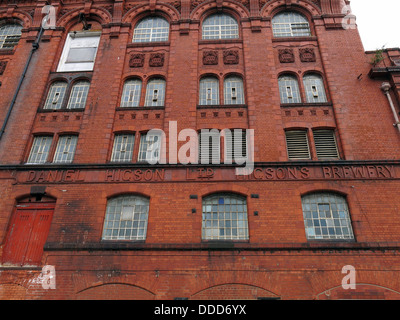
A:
66,80,90,109
272,12,311,37
224,76,244,105
27,136,53,164
43,81,68,110
303,74,328,103
144,78,166,106
120,79,142,107
102,195,150,240
278,75,301,104
202,193,249,240
202,13,239,40
199,77,219,105
0,24,23,49
302,193,354,240
133,17,169,43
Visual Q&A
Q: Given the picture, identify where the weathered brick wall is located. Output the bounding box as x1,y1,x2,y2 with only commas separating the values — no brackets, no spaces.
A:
1,0,400,300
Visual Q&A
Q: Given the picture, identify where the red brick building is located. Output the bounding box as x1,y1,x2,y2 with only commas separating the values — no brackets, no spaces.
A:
1,0,400,300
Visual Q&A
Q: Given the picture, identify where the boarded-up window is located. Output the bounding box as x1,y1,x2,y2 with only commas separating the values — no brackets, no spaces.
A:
285,130,311,160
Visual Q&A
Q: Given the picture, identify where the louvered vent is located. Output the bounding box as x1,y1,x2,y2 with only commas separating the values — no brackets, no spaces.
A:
199,131,220,164
285,130,310,160
313,130,339,159
225,130,247,162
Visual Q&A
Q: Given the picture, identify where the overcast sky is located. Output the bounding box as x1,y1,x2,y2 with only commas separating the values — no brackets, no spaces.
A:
350,0,400,51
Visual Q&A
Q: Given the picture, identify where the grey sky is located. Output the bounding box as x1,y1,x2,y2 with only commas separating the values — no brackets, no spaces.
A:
350,0,400,51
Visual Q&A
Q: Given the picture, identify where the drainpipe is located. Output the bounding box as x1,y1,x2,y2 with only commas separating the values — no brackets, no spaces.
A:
0,24,45,140
381,82,400,132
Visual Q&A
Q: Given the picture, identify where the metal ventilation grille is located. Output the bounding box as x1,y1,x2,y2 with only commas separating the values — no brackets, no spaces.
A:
313,130,339,159
285,130,311,160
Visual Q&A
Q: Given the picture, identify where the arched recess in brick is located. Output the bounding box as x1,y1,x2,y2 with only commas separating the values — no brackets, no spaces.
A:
190,283,280,300
122,3,180,25
57,6,112,29
316,284,400,300
76,283,156,300
191,0,250,21
0,9,33,29
261,0,322,18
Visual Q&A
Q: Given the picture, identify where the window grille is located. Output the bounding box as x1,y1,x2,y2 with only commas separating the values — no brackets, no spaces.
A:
133,17,169,43
53,136,78,163
0,24,22,49
27,136,53,164
43,82,68,110
224,76,244,105
202,14,239,40
199,77,219,105
66,81,90,109
303,74,328,103
272,12,311,37
302,193,354,240
202,194,249,240
111,134,135,162
102,195,149,240
144,79,165,107
278,75,301,104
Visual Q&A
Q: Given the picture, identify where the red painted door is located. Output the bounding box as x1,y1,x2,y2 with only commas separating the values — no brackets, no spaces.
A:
2,202,54,266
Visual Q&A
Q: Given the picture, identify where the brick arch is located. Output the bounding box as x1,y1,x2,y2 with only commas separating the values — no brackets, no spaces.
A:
316,283,400,300
198,183,250,199
190,283,280,300
0,9,33,28
76,283,156,300
261,0,322,18
191,0,250,21
105,185,157,200
57,6,112,29
122,4,180,25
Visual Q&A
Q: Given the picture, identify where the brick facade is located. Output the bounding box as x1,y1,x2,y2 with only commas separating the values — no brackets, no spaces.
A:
1,0,400,300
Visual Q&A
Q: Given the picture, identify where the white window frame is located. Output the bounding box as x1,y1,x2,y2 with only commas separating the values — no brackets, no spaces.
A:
57,31,101,72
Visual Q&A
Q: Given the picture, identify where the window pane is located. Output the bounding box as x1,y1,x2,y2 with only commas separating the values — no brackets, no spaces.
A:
133,17,169,43
66,81,90,109
144,79,165,106
199,77,219,105
138,132,161,163
278,75,301,104
303,74,328,103
302,193,354,240
27,136,53,164
43,82,68,110
202,14,239,40
53,136,78,163
272,12,311,37
224,76,244,105
111,134,135,162
66,47,97,63
0,24,22,49
202,193,248,240
120,79,142,107
102,195,149,240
